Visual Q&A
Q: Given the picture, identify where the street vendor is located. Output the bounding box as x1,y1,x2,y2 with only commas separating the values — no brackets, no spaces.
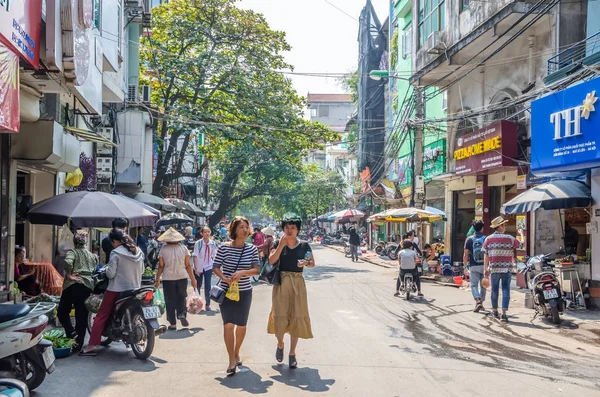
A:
14,247,41,296
564,221,579,255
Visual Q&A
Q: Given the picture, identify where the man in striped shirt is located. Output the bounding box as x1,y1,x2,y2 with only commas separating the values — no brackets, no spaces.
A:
483,216,519,323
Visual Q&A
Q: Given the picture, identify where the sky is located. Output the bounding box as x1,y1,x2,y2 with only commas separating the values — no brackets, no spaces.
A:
238,0,390,96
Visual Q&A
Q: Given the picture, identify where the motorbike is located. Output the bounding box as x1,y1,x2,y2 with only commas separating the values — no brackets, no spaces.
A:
0,302,56,391
399,271,417,301
518,254,565,324
374,241,386,255
87,266,166,360
0,379,29,397
379,243,399,260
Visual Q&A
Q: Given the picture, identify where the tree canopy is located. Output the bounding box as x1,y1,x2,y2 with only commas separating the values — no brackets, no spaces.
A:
142,0,339,226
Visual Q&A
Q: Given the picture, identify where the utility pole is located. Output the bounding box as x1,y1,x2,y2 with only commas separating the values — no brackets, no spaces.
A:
410,86,424,208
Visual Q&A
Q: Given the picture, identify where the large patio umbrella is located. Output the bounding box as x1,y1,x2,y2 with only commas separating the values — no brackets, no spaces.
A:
27,191,159,228
165,198,205,216
116,193,161,218
156,212,194,228
501,180,591,214
328,209,365,223
131,193,177,212
368,207,444,223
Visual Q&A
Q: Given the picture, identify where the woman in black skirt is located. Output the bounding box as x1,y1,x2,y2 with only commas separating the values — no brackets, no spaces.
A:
213,217,260,376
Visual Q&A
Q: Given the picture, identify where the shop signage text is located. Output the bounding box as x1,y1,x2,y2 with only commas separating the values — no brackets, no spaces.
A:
423,139,446,180
0,0,42,69
531,77,600,172
454,121,517,175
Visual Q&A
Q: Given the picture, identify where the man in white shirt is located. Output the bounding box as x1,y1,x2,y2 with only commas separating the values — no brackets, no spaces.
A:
192,226,217,311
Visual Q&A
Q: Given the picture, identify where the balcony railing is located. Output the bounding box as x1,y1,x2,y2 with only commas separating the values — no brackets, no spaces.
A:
547,31,600,75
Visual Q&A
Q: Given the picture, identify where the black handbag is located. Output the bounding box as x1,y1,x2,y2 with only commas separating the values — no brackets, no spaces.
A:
259,247,285,285
210,245,245,304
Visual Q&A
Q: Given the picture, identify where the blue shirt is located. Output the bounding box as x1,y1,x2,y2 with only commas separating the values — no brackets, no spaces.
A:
137,235,148,257
220,227,228,239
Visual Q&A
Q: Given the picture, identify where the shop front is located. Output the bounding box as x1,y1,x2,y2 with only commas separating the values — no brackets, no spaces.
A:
423,138,447,242
530,76,600,298
446,121,521,262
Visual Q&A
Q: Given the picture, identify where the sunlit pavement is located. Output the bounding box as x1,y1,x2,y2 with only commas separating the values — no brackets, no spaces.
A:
37,246,600,396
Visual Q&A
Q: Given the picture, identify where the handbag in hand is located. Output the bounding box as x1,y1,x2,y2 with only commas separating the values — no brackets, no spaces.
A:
259,246,285,285
210,244,246,304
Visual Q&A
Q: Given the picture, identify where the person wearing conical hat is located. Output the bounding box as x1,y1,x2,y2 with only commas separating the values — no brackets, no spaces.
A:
155,228,197,330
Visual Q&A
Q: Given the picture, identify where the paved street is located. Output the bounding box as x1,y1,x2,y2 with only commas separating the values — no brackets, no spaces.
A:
37,246,600,397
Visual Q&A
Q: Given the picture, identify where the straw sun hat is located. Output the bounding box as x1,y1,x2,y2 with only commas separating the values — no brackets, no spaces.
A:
157,227,185,243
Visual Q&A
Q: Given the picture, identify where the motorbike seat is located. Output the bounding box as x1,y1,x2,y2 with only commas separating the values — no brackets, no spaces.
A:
117,286,154,300
0,304,32,323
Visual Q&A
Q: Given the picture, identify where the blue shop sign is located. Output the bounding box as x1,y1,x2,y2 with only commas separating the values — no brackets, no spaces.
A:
531,76,600,172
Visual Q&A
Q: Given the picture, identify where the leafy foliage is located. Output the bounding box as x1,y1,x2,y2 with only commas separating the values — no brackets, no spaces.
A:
143,0,339,226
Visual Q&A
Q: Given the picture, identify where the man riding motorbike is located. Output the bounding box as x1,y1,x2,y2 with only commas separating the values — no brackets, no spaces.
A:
80,227,144,356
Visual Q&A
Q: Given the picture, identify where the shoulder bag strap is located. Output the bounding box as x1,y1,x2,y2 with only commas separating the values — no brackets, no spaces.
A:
234,244,246,273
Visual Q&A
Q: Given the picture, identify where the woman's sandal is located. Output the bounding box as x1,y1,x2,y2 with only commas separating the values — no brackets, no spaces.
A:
78,350,97,357
236,357,243,367
276,346,284,363
226,366,237,376
289,355,297,369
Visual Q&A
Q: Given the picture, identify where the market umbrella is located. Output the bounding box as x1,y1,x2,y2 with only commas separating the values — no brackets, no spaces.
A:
131,193,177,212
424,206,447,220
381,207,445,223
116,193,161,218
165,198,205,216
328,209,365,223
317,211,336,222
501,180,591,214
27,191,159,228
367,208,401,223
156,212,194,228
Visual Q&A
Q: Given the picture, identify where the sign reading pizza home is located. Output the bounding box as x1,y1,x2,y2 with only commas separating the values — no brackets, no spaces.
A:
453,120,517,175
531,77,600,173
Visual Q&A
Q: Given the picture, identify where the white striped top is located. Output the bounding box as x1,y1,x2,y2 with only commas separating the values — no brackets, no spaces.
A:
213,243,259,291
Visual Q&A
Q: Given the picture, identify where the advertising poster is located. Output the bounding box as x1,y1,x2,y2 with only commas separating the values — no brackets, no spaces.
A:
516,215,527,251
517,175,527,190
0,43,19,132
475,181,483,195
0,0,43,69
475,199,483,215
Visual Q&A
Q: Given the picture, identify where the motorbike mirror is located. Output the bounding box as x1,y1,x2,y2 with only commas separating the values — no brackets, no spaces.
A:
0,379,29,397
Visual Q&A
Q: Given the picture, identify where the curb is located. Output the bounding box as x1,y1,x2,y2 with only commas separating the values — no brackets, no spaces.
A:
323,245,394,269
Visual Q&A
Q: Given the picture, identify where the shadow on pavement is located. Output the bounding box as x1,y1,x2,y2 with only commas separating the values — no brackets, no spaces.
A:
270,364,335,392
159,327,204,339
216,367,273,394
304,265,370,282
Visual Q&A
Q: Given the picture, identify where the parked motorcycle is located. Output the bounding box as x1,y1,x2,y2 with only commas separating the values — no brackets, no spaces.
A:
0,302,56,391
518,254,565,324
379,243,399,260
87,266,166,360
374,241,386,255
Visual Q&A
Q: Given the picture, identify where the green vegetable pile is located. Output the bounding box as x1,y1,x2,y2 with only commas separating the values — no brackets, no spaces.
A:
43,330,75,349
143,267,157,276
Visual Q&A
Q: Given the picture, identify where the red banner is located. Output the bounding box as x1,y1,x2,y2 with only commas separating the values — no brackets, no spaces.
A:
0,43,20,133
454,121,518,175
0,0,43,69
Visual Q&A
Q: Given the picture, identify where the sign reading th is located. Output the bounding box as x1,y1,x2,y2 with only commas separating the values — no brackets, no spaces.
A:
531,76,600,172
454,121,517,175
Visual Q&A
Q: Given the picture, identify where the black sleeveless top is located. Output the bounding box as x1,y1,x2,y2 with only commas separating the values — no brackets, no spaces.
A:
274,241,312,273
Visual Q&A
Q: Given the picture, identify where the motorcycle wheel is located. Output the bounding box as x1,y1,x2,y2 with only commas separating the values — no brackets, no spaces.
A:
375,246,383,255
87,312,113,346
131,312,155,360
551,307,561,325
15,354,45,391
405,290,411,301
388,250,398,261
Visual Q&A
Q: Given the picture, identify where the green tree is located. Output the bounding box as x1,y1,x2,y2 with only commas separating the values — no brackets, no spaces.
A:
142,0,338,226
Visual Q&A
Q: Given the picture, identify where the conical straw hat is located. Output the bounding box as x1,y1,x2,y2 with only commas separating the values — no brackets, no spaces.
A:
157,227,185,243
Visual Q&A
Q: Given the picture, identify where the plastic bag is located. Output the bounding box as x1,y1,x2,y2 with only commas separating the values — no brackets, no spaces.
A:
187,289,204,314
84,294,103,313
153,288,166,314
65,168,83,187
225,282,240,302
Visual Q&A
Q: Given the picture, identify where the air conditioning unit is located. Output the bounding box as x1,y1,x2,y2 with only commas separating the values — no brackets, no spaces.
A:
427,31,446,55
141,85,151,103
96,157,113,181
127,84,138,103
96,128,114,155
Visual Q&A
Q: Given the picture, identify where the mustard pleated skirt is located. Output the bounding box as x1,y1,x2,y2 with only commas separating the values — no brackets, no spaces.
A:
267,271,313,339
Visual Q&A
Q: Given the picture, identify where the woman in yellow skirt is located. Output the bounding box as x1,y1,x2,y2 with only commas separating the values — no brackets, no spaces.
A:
267,217,315,369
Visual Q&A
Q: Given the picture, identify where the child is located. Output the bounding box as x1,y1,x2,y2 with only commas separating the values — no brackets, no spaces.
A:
394,240,423,297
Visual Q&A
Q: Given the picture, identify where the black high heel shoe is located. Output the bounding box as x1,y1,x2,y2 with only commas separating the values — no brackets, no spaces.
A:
289,355,297,369
276,346,284,363
226,366,237,376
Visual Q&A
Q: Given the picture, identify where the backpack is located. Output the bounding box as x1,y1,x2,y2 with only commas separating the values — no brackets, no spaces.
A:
471,235,486,265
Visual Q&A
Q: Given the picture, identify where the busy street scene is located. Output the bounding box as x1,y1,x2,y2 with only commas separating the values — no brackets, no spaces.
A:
2,0,600,396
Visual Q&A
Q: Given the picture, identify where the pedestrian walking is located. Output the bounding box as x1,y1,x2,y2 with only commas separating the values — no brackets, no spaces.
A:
154,228,197,330
463,219,487,312
192,226,217,312
57,230,97,351
483,216,519,323
267,217,314,369
348,227,361,262
81,228,144,356
259,227,276,265
212,217,260,376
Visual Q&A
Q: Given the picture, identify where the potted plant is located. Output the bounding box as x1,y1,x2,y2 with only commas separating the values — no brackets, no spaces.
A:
43,330,75,358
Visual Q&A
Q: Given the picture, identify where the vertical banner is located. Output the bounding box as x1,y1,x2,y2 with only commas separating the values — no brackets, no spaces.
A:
517,175,527,190
475,181,483,195
475,199,483,216
0,43,19,133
